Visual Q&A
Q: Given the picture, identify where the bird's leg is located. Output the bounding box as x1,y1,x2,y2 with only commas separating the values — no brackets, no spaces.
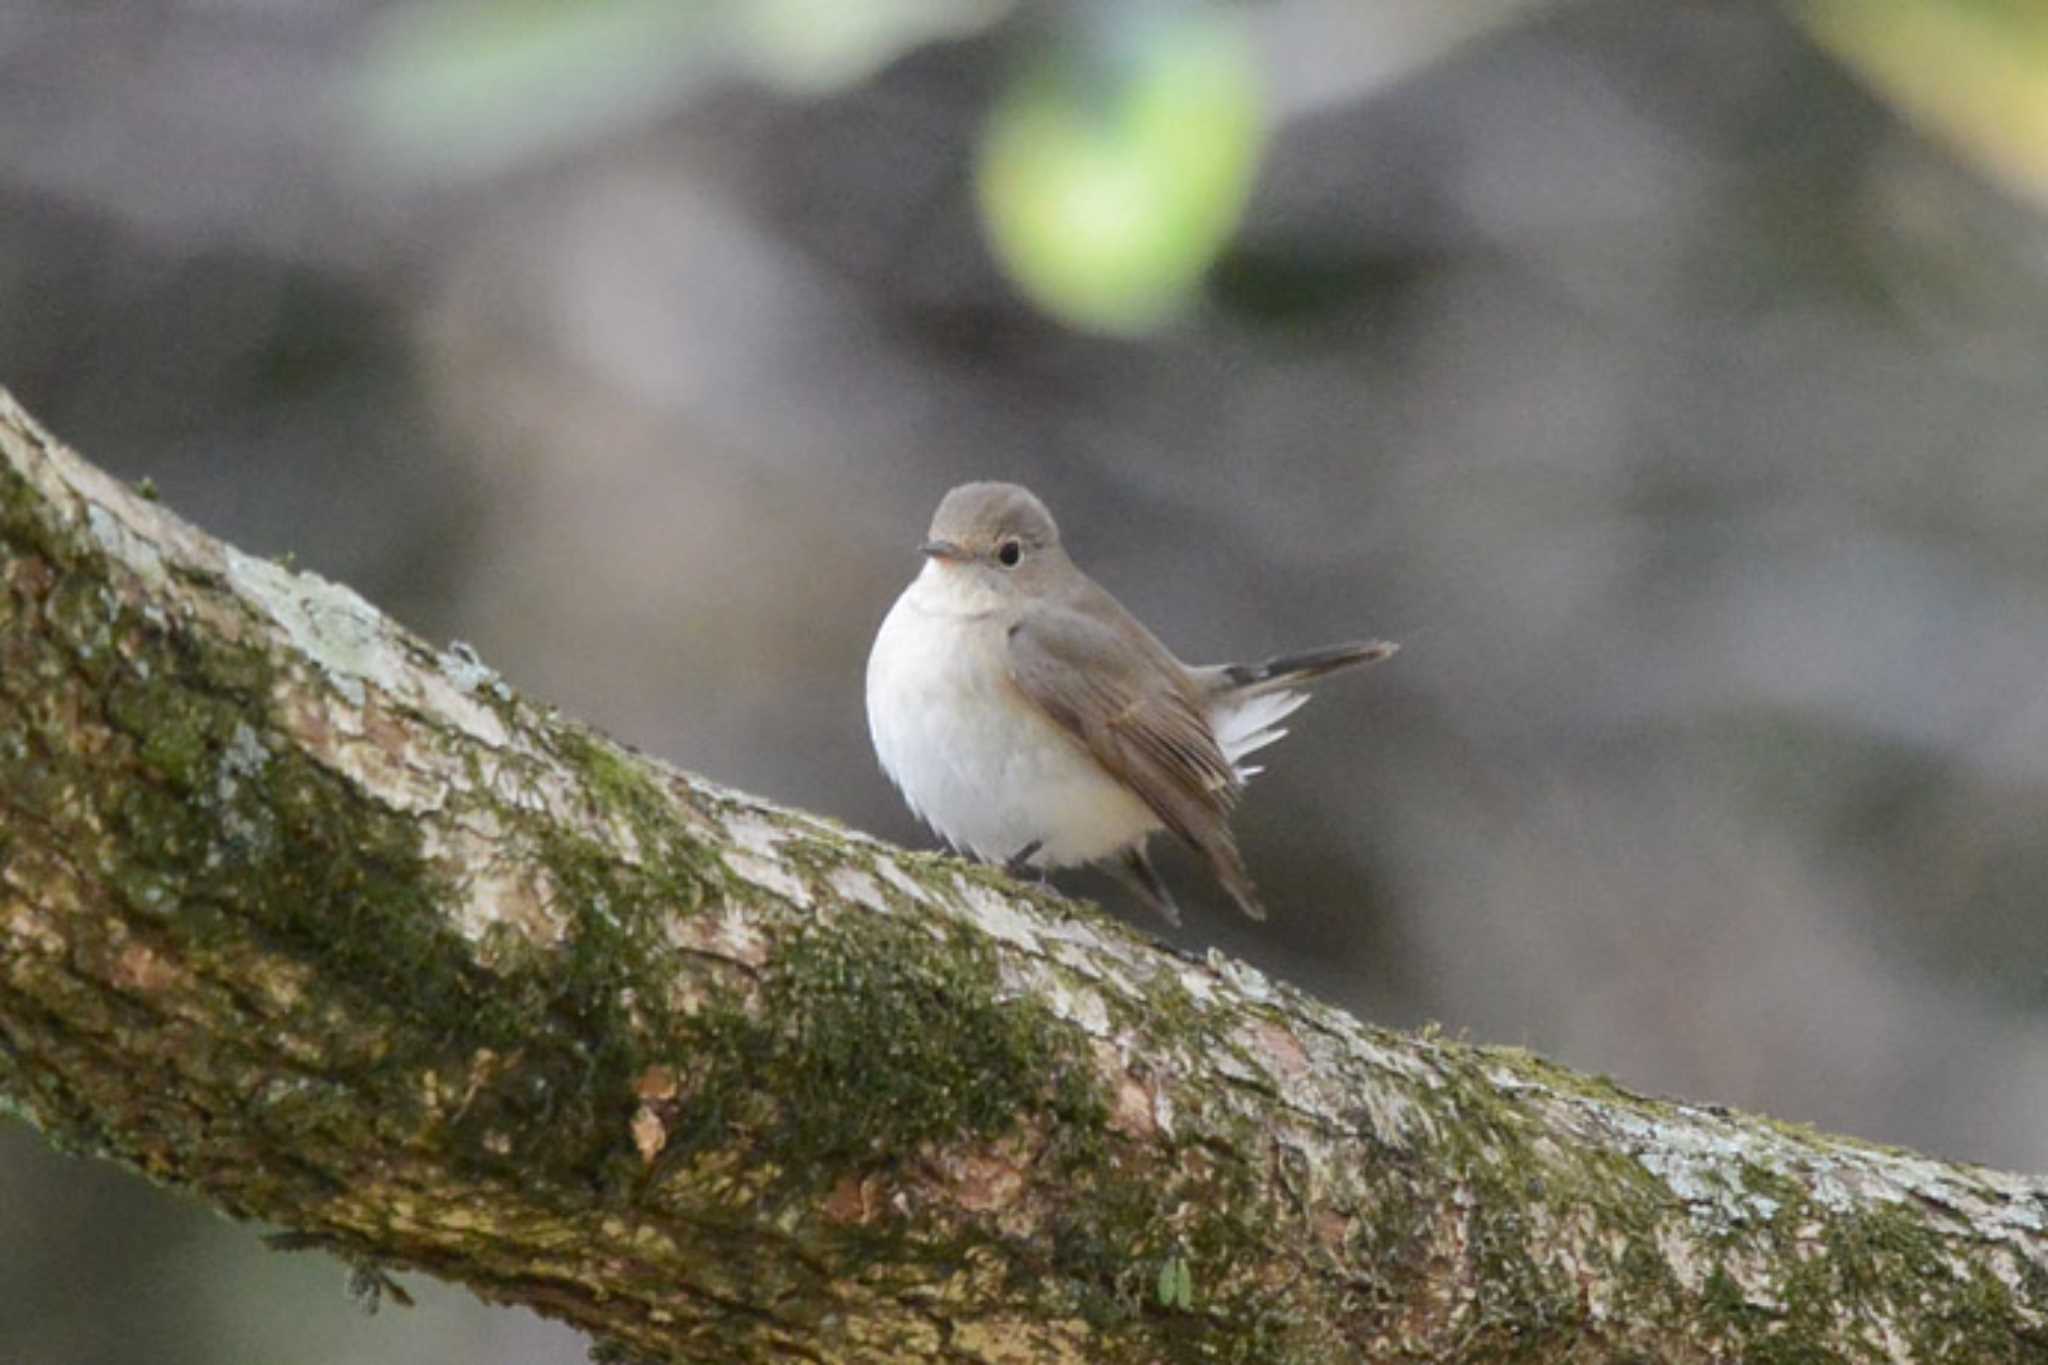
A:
1003,839,1046,881
1115,846,1182,928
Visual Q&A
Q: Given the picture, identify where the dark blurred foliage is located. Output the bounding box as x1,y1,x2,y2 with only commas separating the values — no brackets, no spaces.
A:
7,1,2048,1360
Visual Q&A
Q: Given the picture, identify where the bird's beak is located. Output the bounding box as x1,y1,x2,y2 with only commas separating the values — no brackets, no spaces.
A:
920,539,967,562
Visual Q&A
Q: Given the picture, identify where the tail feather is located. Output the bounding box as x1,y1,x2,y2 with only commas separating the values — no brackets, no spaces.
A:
1200,639,1395,779
1180,637,1392,918
1211,689,1308,768
1216,639,1397,696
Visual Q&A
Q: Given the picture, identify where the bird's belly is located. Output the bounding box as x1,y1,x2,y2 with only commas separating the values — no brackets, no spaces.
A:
866,599,1160,867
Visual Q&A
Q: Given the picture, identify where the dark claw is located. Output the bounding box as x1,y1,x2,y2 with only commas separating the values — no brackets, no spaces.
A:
1117,847,1182,927
1004,839,1045,880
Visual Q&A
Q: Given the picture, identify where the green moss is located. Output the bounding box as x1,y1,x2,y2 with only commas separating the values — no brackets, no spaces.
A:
105,679,237,790
1673,1151,2048,1364
1039,1153,1173,1332
43,573,119,683
1831,1201,2034,1363
552,728,676,837
545,728,718,916
674,913,1102,1191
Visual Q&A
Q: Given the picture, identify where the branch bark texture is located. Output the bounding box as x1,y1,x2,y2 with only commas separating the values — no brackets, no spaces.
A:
1,388,2045,1363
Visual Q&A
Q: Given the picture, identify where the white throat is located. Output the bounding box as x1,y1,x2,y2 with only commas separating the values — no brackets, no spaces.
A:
902,555,1012,618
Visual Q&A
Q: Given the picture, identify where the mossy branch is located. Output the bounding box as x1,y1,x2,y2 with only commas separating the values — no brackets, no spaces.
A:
1,386,2044,1364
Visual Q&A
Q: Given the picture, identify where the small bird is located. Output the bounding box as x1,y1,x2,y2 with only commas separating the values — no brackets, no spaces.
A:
865,481,1394,924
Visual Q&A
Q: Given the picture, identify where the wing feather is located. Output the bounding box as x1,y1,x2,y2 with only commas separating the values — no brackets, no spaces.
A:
1007,609,1265,917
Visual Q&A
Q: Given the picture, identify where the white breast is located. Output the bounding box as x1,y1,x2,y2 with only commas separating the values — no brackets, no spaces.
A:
865,563,1162,868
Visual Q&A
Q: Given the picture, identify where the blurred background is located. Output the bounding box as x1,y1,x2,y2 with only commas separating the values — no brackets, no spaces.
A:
7,0,2048,1359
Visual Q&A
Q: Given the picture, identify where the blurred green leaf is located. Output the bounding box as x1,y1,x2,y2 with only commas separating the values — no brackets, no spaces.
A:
975,4,1266,335
1799,0,2048,205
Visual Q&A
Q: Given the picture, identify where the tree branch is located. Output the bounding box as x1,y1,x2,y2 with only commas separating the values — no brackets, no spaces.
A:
1,387,2044,1363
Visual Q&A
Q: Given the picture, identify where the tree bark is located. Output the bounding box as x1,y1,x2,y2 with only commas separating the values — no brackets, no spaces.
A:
1,386,2044,1364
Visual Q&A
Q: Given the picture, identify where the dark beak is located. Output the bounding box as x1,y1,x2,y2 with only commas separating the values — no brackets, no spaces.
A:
920,539,967,561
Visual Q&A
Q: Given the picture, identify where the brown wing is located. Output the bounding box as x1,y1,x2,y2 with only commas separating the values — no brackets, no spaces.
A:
1006,608,1266,918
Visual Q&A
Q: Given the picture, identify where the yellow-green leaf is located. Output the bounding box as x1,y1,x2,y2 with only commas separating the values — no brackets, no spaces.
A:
976,5,1265,334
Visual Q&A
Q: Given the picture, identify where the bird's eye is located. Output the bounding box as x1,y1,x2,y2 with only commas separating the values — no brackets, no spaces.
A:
997,540,1022,567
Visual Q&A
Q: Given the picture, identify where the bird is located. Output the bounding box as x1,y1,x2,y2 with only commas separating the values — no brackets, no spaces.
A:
865,481,1394,924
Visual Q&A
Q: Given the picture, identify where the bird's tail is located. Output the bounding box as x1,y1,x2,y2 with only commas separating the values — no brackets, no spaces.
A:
1200,639,1396,780
1212,639,1397,697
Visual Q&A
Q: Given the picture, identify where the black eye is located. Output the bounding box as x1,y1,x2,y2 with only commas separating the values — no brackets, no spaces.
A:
997,540,1022,567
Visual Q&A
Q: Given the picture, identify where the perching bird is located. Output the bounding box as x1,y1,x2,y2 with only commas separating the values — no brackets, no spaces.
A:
865,482,1393,924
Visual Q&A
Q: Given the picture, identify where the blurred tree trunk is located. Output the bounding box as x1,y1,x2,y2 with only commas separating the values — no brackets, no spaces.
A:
2,386,2044,1363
